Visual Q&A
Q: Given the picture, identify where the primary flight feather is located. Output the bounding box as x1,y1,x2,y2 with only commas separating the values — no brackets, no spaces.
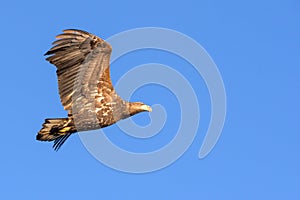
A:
37,29,152,150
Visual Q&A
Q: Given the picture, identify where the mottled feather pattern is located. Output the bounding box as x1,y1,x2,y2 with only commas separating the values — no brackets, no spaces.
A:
44,29,111,112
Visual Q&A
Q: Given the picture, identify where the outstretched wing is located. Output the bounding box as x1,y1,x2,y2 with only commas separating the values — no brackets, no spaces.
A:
45,29,113,115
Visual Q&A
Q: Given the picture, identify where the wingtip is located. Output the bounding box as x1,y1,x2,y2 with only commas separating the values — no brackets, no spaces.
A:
63,29,90,35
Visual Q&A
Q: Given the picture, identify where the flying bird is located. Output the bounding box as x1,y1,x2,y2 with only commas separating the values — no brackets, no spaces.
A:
37,29,152,150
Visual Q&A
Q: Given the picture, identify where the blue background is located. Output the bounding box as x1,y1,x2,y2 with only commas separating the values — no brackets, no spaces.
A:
1,0,299,199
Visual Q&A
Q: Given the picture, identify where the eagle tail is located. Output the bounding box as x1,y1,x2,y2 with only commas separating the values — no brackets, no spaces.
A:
37,118,76,151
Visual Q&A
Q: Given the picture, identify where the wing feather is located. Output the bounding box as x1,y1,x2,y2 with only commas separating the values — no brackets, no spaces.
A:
46,42,80,55
55,33,86,40
52,38,75,45
63,29,91,36
45,29,113,114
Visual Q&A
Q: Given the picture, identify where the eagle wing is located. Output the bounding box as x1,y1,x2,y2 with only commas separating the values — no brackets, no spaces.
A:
45,29,113,117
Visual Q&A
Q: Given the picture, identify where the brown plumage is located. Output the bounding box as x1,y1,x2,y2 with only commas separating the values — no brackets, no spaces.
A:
37,29,152,150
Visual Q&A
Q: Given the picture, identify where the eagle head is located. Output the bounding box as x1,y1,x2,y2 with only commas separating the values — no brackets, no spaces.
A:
128,102,152,116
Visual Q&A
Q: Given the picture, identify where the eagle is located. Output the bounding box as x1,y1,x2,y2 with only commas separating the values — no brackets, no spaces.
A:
37,29,152,150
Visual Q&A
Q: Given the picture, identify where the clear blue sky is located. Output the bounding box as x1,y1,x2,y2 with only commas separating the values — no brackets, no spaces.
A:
0,0,299,199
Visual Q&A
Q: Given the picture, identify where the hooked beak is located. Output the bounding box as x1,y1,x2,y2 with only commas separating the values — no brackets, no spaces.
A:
140,104,152,112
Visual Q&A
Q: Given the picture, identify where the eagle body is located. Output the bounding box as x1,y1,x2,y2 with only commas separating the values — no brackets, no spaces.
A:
37,29,152,150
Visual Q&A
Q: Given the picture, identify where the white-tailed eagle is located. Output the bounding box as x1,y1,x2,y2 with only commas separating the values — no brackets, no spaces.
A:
37,29,152,150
